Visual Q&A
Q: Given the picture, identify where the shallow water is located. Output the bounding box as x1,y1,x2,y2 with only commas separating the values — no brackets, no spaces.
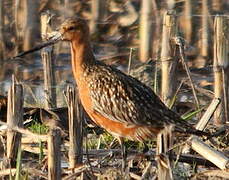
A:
0,43,131,108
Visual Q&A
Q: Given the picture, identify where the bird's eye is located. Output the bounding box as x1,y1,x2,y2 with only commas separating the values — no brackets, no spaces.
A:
67,26,76,31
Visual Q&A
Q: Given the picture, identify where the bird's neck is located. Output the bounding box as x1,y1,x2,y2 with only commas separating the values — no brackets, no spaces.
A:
70,39,95,79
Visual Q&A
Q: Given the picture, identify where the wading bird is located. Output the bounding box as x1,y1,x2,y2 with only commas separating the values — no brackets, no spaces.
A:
54,17,209,170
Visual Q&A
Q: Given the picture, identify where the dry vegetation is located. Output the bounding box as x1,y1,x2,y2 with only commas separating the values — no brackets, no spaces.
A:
0,0,229,179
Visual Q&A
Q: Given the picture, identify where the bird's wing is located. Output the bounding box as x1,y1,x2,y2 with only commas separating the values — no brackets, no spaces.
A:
88,64,181,128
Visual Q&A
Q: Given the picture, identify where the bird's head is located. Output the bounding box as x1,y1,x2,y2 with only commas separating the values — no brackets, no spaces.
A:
58,18,90,42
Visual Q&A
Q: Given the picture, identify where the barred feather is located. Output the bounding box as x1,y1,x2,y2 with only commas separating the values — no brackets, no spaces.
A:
59,17,209,141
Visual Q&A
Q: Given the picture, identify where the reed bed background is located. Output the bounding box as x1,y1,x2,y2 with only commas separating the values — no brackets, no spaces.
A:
0,0,228,179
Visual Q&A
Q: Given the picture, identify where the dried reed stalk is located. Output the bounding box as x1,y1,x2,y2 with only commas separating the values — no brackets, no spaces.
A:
190,137,229,170
48,128,61,180
23,0,38,51
0,120,47,141
173,36,200,108
41,12,56,109
41,49,57,109
141,162,153,179
182,98,229,170
0,168,48,179
201,0,209,58
182,98,220,153
195,98,220,130
127,48,133,75
63,0,76,17
156,125,174,180
160,11,178,106
129,173,141,180
0,0,5,60
139,0,152,62
193,169,229,179
5,76,23,168
183,0,192,43
0,168,16,177
21,143,48,154
213,15,228,125
62,165,87,180
64,85,83,168
90,0,105,35
211,0,222,12
151,0,161,59
14,0,26,53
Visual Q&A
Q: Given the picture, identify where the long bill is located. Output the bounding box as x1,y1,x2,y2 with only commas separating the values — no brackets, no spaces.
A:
8,31,62,60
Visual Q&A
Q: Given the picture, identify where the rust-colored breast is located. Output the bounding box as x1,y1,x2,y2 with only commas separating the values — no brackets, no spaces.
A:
75,65,162,142
74,59,207,140
88,110,160,141
77,81,93,112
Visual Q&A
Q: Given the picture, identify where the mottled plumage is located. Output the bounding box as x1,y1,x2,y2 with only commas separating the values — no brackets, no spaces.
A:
58,18,208,143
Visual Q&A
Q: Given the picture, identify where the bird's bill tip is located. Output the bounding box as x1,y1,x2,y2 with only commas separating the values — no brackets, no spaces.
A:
48,31,62,42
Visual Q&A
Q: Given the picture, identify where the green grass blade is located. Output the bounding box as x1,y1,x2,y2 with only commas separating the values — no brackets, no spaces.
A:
181,107,204,121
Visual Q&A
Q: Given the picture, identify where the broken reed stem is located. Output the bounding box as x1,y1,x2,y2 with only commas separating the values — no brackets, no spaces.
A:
139,0,152,62
5,76,23,168
183,98,228,170
214,68,225,125
42,47,57,109
0,120,47,141
156,125,174,180
64,85,83,168
40,11,54,40
182,98,220,153
213,15,228,125
160,11,178,106
190,137,229,170
41,12,56,109
48,128,61,180
196,98,220,130
201,0,209,58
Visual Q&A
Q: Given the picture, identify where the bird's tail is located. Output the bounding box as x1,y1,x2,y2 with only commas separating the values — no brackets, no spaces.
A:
175,126,211,137
187,129,210,137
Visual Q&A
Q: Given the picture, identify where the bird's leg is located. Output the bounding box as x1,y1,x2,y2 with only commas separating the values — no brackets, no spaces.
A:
117,137,127,172
143,142,149,153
